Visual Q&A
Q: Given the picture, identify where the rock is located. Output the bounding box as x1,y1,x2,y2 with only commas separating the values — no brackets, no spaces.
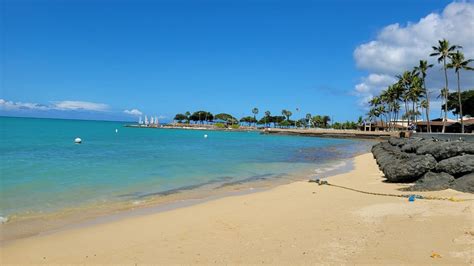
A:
416,141,474,161
388,137,408,147
401,139,435,153
372,142,405,171
402,171,455,191
435,154,474,177
451,173,474,193
383,154,437,182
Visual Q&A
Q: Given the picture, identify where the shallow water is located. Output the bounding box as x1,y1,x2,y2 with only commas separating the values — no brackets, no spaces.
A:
0,116,372,222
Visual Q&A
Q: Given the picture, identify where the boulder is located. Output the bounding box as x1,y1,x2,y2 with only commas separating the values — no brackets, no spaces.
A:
401,139,435,153
388,137,408,147
416,141,474,161
402,171,455,191
435,154,474,177
383,154,437,182
451,173,474,193
372,142,406,171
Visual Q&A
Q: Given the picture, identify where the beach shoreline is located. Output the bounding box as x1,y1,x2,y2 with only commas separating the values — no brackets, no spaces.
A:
0,151,359,244
2,152,473,264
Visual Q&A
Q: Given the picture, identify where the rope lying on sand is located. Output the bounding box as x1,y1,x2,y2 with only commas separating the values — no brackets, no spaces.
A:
309,179,472,202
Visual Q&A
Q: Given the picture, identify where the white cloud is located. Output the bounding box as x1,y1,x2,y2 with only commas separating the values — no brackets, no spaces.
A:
353,74,397,108
124,108,143,116
53,101,109,111
0,99,50,111
0,99,109,112
353,1,474,107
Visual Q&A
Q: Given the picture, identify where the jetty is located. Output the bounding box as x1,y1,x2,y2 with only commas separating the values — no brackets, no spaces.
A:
262,128,398,139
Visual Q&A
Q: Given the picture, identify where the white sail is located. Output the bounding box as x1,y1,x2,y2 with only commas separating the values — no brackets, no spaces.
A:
155,116,158,125
139,116,143,124
150,116,154,124
145,115,149,125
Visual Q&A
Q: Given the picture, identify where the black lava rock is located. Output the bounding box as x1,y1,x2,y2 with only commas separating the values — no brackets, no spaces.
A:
400,139,435,153
435,154,474,177
383,154,437,182
416,141,474,161
402,171,455,191
451,173,474,193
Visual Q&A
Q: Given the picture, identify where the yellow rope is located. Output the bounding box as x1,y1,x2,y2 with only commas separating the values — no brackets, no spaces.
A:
310,180,473,202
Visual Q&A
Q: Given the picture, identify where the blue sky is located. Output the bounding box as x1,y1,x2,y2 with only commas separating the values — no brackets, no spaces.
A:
2,0,472,122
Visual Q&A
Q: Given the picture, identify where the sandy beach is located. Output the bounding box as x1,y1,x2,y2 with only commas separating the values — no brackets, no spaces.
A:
1,152,473,264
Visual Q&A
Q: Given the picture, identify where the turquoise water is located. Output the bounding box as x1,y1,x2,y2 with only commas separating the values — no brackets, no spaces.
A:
0,116,371,220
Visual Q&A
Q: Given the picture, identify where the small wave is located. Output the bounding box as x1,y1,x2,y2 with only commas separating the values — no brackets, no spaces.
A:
0,216,8,224
132,200,144,205
313,161,348,175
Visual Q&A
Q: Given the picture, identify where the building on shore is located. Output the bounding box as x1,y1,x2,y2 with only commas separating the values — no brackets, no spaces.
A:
359,121,405,132
416,118,474,133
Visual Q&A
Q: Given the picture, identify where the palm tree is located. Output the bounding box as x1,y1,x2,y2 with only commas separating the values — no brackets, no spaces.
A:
376,105,387,130
252,108,259,127
282,109,292,122
367,108,377,131
408,75,424,124
437,88,449,119
264,110,271,128
312,115,323,128
420,100,428,130
447,50,474,133
295,107,300,128
380,89,394,130
322,115,331,128
396,71,413,129
185,111,191,124
430,39,461,133
414,60,434,132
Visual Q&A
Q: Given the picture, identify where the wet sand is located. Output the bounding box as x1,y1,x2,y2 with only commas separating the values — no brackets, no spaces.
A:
1,153,473,264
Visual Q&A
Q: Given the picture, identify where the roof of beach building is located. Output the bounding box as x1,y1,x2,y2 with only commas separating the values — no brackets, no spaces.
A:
431,118,457,122
361,121,404,129
416,118,474,127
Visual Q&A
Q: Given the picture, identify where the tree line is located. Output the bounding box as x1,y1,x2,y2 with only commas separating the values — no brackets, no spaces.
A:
173,109,360,129
367,39,473,133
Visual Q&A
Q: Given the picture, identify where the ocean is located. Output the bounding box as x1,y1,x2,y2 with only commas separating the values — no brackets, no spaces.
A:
0,116,372,226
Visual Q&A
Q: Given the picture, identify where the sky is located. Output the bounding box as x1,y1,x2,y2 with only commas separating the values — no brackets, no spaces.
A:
1,0,473,122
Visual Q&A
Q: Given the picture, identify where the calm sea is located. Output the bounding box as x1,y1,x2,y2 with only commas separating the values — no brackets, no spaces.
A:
0,116,371,223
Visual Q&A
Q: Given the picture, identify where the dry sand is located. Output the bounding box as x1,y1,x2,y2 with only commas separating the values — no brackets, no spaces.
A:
1,153,473,264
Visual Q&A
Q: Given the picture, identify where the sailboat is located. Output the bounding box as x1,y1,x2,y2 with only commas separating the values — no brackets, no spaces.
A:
145,115,149,125
138,116,143,125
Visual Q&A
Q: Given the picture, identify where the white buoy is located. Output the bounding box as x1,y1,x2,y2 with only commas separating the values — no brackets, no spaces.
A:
204,134,208,138
74,137,82,144
115,129,118,133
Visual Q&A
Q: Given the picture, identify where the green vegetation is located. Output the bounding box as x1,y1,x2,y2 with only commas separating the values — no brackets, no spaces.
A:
173,113,187,123
332,121,358,130
189,111,214,124
240,116,257,126
252,108,259,126
173,109,352,130
214,122,226,128
446,51,474,133
443,90,474,118
368,39,473,133
214,113,238,125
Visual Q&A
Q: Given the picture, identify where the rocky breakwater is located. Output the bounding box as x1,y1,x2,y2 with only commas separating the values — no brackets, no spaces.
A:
371,137,474,193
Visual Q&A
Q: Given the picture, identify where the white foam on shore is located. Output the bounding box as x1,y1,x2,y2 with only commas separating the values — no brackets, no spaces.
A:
0,216,8,224
313,161,348,175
